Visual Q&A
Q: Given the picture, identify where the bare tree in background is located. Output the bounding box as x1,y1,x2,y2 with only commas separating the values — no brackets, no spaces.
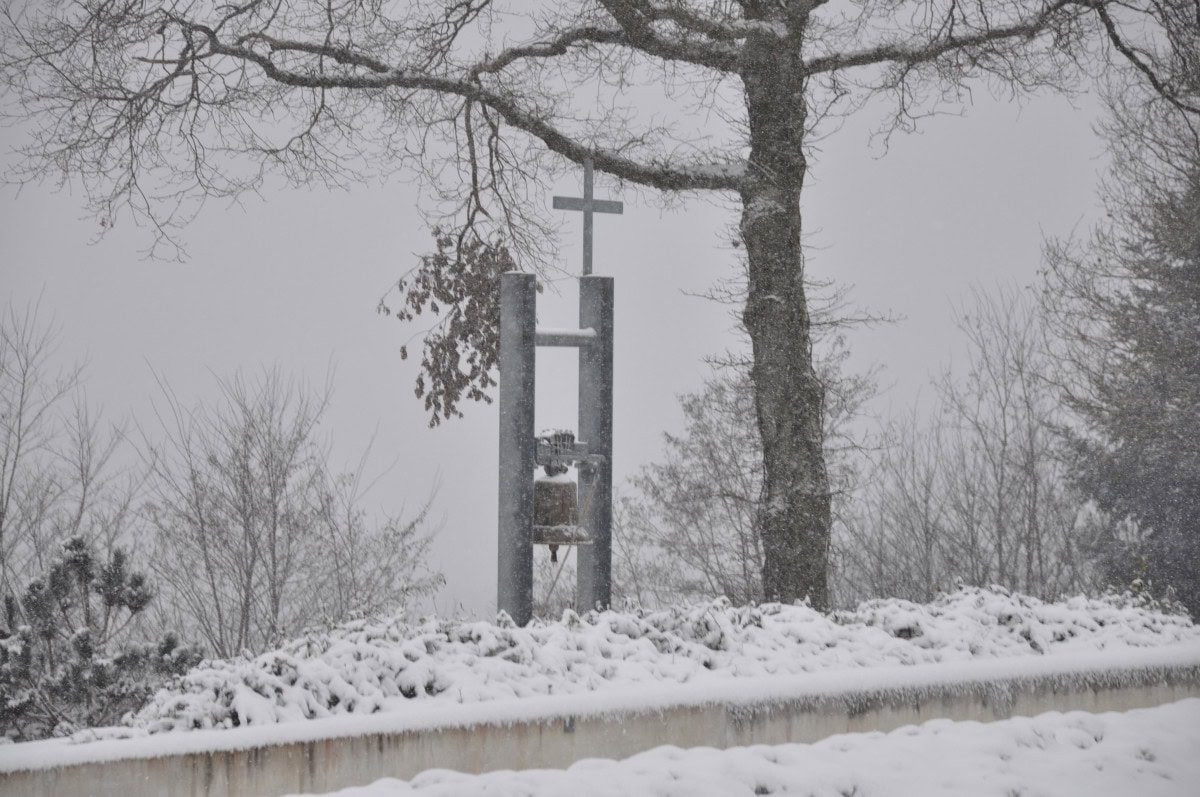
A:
2,0,1186,608
142,369,441,657
838,405,948,602
616,372,765,606
614,326,876,608
0,303,138,601
310,462,444,623
940,286,1084,596
841,285,1090,603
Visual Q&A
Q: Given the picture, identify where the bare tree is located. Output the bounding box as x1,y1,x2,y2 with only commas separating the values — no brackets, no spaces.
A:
614,326,875,608
936,283,1089,595
617,371,765,606
2,0,1185,608
142,368,441,657
0,303,138,601
309,462,444,623
842,284,1091,603
837,405,949,602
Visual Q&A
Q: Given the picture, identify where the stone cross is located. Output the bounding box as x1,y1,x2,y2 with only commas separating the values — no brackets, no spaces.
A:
552,158,624,276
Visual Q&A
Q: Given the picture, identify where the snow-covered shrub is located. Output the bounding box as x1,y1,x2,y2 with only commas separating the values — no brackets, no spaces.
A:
125,586,1197,735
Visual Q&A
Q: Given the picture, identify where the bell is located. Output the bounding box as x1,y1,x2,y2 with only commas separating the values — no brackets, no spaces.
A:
534,475,576,528
533,474,590,555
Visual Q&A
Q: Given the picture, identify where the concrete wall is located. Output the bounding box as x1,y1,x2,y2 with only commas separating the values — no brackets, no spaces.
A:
5,659,1199,797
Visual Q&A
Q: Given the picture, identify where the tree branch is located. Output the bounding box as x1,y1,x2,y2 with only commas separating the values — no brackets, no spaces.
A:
1094,4,1200,117
596,0,741,71
468,25,628,77
802,1,1080,76
195,26,746,192
621,0,790,41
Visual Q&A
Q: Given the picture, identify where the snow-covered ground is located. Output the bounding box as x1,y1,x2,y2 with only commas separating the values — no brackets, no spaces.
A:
126,586,1196,734
297,698,1200,797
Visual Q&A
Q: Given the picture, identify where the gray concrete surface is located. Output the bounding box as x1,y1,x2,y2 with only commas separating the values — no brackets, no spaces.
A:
4,659,1198,796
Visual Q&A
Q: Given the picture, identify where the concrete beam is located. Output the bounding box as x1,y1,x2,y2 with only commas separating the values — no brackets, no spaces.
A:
498,272,537,626
576,276,614,611
4,656,1198,797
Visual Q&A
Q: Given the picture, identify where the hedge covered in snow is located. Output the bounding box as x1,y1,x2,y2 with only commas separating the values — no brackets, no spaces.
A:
126,586,1197,734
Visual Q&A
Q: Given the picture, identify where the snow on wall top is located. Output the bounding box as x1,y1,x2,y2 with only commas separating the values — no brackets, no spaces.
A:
121,586,1196,736
292,699,1200,797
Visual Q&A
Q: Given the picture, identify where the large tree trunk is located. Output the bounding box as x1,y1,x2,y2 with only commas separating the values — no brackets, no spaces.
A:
739,22,832,608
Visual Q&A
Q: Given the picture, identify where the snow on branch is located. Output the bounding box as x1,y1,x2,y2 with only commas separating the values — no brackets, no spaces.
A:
468,26,632,77
596,0,742,71
626,0,791,41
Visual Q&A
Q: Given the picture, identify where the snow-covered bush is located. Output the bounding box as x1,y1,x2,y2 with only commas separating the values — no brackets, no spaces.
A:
126,586,1197,734
0,537,201,741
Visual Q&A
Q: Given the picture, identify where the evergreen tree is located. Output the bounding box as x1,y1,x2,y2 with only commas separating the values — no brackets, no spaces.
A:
1044,49,1200,613
0,537,201,741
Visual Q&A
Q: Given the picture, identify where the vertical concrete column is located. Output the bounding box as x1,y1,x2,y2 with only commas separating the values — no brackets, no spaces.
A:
576,275,614,610
498,272,536,626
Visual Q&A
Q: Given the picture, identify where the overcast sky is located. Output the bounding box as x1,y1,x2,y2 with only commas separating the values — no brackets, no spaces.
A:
1,80,1105,617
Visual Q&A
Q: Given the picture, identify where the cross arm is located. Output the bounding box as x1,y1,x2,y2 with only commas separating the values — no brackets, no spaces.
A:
552,197,624,214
